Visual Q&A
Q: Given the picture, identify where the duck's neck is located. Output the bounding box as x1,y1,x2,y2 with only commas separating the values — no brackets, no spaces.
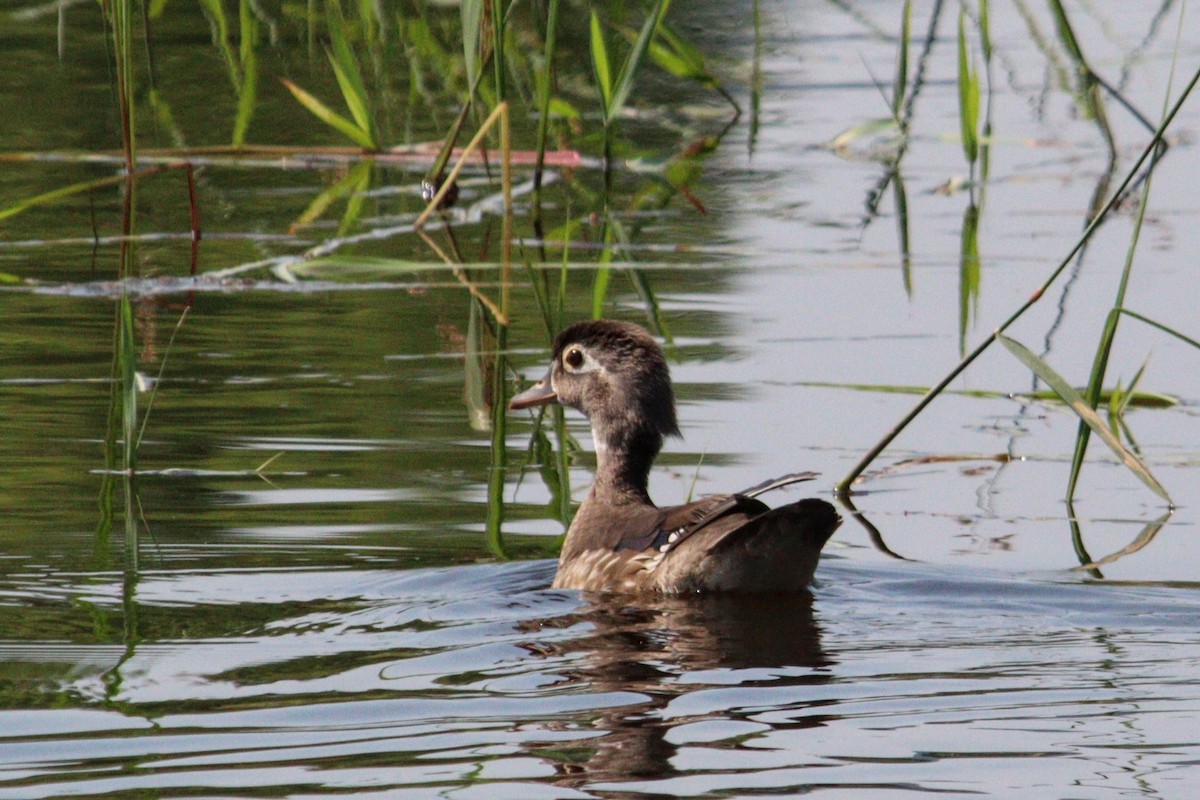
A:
588,420,661,506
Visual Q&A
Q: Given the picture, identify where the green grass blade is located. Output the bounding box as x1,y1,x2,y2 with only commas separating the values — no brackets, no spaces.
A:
118,295,138,474
1113,356,1150,420
325,19,374,143
287,256,496,278
956,8,979,165
979,0,991,63
485,320,510,558
489,0,505,101
1048,0,1085,64
197,0,239,90
1119,310,1200,351
647,22,706,81
1000,335,1170,504
461,0,483,83
290,165,365,231
0,173,125,223
1069,105,1159,498
327,53,372,139
336,159,371,236
592,261,611,319
892,0,911,120
959,201,980,355
894,169,912,295
590,10,613,116
232,0,259,146
280,78,375,149
608,0,672,122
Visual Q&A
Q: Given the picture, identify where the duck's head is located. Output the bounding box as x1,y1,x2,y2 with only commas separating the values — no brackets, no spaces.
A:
510,320,680,459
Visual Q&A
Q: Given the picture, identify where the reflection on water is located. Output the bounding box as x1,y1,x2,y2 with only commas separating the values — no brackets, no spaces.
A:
2,560,1199,798
2,0,1199,798
527,591,829,788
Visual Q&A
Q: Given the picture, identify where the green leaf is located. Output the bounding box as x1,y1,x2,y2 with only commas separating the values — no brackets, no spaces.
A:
999,335,1170,503
461,0,483,82
645,22,708,82
231,0,259,146
608,0,672,122
956,8,979,165
336,160,371,236
1113,357,1150,420
979,0,991,63
1120,309,1200,352
547,97,580,120
892,0,911,119
590,11,613,114
327,50,374,143
287,256,493,278
0,172,128,223
197,0,239,90
959,202,980,355
325,19,374,144
280,78,375,149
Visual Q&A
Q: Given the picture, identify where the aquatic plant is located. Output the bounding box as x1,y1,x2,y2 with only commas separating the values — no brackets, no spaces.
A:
838,62,1200,505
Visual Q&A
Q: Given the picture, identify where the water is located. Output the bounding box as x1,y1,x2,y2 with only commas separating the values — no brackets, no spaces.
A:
2,1,1200,797
3,560,1199,797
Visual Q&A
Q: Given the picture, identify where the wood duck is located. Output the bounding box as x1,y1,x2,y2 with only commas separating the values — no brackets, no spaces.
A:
510,319,840,594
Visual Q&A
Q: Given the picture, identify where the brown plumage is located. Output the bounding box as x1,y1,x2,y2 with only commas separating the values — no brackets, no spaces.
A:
510,319,840,594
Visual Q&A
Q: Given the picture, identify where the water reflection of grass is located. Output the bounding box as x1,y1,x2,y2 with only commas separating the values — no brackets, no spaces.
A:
836,2,1196,515
1,2,1198,569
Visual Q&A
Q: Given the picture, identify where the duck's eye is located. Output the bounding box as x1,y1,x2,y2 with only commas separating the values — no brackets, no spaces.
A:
563,347,585,370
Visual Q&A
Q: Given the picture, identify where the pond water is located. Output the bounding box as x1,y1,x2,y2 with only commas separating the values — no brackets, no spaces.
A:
2,0,1200,797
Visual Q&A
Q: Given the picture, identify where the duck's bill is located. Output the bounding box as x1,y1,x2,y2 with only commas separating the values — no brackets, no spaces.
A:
509,372,558,410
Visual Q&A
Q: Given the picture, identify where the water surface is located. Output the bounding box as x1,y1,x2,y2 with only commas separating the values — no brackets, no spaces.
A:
2,1,1199,797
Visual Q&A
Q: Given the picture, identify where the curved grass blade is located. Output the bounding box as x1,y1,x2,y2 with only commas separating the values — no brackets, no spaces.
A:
326,19,374,143
608,0,672,123
280,78,375,149
287,256,498,277
485,320,510,559
289,158,369,231
197,0,239,90
461,0,483,83
1110,356,1150,422
642,21,739,116
892,0,911,121
232,0,259,146
1119,309,1200,351
335,159,370,236
999,335,1170,504
958,201,980,355
0,173,123,222
590,11,613,115
956,7,979,166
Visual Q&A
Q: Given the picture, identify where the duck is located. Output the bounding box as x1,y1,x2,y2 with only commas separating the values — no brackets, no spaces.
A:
510,319,840,594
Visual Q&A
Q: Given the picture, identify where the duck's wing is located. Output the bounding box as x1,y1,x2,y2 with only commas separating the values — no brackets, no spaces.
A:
654,497,842,593
615,493,769,557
